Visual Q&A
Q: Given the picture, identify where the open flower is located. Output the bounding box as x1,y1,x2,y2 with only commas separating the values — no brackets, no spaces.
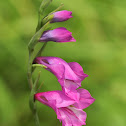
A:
51,10,73,23
33,57,88,100
35,89,95,126
39,27,76,42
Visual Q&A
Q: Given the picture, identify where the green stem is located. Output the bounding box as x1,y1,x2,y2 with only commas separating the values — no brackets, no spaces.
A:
28,50,40,126
36,14,44,32
28,21,50,52
48,3,64,15
36,43,47,57
27,51,34,89
36,0,53,32
34,108,40,126
28,1,53,126
32,43,48,74
29,80,40,126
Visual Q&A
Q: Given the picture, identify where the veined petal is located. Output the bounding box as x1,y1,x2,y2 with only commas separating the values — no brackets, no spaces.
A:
73,88,95,109
68,62,88,80
61,80,80,101
35,91,75,109
58,106,87,126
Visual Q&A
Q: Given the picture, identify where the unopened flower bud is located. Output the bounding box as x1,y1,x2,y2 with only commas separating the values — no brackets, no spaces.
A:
39,27,76,42
51,10,73,23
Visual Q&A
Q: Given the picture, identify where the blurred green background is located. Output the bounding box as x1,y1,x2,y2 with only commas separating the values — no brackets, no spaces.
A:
0,0,126,126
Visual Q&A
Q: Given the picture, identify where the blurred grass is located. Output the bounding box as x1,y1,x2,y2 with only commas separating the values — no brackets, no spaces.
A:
0,0,126,126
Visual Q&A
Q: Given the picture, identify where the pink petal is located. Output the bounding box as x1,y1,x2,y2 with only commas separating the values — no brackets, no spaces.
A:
61,80,80,101
35,91,75,109
39,27,76,42
57,106,87,126
73,88,95,109
68,62,88,81
34,57,84,83
51,10,73,23
34,57,65,79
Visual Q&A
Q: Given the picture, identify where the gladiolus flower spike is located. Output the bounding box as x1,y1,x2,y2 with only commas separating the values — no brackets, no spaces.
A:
35,89,95,126
27,1,95,126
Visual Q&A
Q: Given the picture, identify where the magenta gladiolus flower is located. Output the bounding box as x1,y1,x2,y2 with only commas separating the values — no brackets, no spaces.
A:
35,89,95,126
39,27,76,42
51,10,73,23
34,57,88,100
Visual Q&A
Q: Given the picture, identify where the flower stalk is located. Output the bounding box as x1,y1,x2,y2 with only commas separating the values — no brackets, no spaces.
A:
28,21,50,52
26,0,95,125
27,0,53,126
27,0,65,126
36,0,53,32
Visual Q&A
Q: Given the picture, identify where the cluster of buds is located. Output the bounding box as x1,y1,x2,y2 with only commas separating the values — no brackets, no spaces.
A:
27,1,95,126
